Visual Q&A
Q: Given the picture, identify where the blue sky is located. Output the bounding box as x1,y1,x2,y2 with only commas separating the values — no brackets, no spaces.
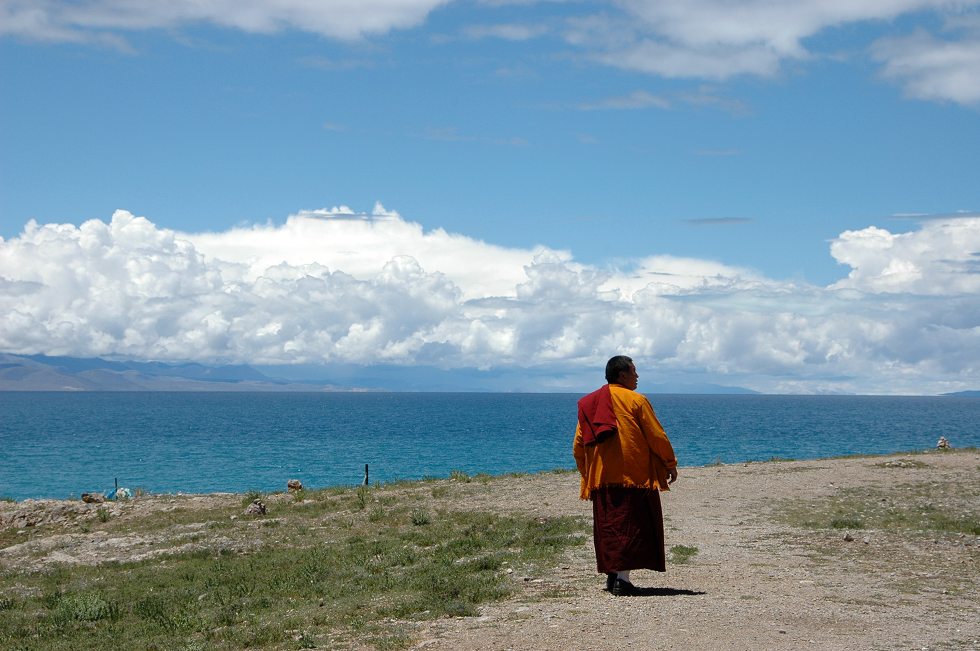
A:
1,1,979,394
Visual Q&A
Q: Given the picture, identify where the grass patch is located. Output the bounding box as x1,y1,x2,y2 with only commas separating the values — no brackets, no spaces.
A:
0,481,587,651
777,479,980,535
355,485,370,510
669,544,699,564
449,470,471,483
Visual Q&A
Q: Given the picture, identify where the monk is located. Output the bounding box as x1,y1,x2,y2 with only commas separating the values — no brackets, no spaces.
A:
573,355,678,596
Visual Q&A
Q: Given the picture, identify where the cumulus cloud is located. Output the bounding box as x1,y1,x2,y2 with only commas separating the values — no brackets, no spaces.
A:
2,208,979,393
0,0,451,44
830,216,980,294
184,203,557,301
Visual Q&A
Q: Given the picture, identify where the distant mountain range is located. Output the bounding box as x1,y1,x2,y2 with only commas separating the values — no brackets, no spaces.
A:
942,390,980,397
0,353,337,392
0,353,763,393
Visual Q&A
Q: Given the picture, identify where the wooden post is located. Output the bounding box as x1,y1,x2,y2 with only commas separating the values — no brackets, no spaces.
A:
363,464,369,486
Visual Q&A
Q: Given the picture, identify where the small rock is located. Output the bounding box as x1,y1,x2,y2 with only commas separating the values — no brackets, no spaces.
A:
243,499,267,516
862,535,870,544
287,479,303,491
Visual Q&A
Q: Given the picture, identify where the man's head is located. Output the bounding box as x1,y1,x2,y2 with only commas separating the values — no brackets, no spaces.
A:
605,355,638,389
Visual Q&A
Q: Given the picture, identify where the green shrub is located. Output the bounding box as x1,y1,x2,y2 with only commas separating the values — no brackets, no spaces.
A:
669,544,699,564
449,470,471,483
411,508,430,526
355,485,369,510
53,592,120,623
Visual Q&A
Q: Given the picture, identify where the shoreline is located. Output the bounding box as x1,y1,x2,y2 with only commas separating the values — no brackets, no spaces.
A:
2,448,978,650
2,445,974,504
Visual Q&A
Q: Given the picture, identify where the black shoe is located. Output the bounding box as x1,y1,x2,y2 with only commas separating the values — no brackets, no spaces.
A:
605,573,616,592
611,579,638,596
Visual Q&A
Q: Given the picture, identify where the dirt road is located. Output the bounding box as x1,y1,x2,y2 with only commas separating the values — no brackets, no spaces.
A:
414,450,979,651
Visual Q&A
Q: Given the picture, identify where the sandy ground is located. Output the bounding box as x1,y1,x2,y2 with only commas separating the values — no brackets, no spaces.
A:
2,450,978,650
414,450,979,651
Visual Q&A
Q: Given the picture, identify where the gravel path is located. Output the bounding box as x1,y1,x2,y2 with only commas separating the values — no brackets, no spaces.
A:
413,450,979,651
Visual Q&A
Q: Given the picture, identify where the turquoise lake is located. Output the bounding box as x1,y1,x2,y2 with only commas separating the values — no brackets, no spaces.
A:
1,392,977,500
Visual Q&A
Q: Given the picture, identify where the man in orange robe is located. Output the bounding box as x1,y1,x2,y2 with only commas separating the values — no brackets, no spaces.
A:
573,355,679,596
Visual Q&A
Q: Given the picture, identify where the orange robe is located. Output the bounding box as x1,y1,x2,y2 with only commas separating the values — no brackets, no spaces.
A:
572,383,677,500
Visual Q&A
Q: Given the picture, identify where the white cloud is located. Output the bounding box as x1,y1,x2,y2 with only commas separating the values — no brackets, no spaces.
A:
579,90,671,110
2,208,979,393
0,0,452,44
562,0,980,105
829,216,980,295
7,0,980,107
871,26,980,106
184,202,557,301
463,22,549,41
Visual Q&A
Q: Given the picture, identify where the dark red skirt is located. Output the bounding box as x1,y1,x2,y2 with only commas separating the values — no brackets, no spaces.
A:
591,486,666,574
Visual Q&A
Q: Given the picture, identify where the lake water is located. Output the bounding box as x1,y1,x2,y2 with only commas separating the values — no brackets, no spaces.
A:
1,392,977,500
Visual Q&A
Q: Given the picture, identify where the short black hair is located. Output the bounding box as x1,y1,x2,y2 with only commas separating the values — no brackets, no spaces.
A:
605,355,634,384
